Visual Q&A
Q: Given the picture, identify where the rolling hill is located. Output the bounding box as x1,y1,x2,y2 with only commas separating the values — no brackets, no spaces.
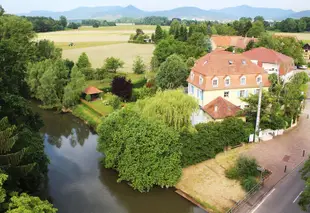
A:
19,5,308,21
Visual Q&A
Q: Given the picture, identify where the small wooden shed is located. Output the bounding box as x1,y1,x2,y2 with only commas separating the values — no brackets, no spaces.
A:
84,86,103,101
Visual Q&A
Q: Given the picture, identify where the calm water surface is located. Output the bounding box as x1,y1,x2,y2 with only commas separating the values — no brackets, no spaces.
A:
31,103,205,213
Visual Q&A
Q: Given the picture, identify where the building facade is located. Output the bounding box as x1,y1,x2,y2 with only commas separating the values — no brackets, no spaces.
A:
303,43,310,62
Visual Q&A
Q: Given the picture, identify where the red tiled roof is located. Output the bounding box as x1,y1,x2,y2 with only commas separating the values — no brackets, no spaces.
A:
242,47,294,75
243,47,293,64
187,51,270,90
84,86,103,95
211,35,257,49
203,97,242,120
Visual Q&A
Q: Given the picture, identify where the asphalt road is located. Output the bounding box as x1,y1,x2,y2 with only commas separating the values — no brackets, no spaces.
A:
251,163,309,213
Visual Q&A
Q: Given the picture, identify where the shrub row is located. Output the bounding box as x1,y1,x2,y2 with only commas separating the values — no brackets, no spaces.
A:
181,117,253,167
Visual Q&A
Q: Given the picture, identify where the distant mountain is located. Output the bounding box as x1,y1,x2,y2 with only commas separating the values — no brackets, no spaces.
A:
19,5,308,21
214,5,294,20
287,10,310,19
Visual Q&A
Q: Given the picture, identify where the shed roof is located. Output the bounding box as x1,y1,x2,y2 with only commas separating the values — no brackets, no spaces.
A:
84,86,103,95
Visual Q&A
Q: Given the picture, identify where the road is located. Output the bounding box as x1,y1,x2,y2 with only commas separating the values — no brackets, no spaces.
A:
251,162,309,213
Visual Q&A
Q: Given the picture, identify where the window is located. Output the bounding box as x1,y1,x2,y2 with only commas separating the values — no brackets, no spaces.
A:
199,75,204,85
197,89,203,101
191,72,194,80
242,60,246,65
203,60,208,65
224,91,229,98
212,77,218,87
191,85,194,94
254,89,260,95
228,60,233,65
244,105,249,108
225,76,230,87
256,75,262,85
240,76,246,85
240,90,246,98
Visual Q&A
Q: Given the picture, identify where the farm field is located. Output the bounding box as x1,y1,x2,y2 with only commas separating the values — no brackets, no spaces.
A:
273,32,310,42
37,25,156,72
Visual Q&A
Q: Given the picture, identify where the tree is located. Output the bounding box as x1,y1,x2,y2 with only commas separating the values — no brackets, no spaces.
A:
187,32,210,58
132,56,146,74
97,108,182,192
67,22,80,29
254,16,265,23
150,56,160,72
33,40,62,62
63,66,86,107
214,24,236,35
245,40,256,51
169,19,181,36
27,60,69,109
154,25,164,43
93,22,100,28
111,76,133,101
0,13,49,194
135,90,198,130
247,21,265,38
0,5,4,16
59,16,67,28
103,57,124,73
186,57,196,70
76,52,91,69
156,54,188,89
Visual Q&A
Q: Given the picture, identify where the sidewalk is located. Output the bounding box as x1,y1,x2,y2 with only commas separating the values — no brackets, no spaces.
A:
235,85,310,213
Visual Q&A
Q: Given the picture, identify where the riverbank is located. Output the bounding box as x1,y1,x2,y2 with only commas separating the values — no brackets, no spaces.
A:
31,101,204,213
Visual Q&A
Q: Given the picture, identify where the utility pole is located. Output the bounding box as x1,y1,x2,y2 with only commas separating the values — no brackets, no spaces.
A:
254,82,263,142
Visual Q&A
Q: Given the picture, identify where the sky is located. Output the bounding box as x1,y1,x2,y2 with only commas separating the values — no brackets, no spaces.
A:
0,0,308,14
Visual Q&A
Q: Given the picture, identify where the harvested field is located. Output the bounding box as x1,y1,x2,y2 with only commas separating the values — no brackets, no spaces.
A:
62,43,155,71
176,144,255,213
273,32,310,41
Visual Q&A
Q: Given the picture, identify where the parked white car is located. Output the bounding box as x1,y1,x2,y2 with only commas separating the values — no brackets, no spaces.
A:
298,65,308,70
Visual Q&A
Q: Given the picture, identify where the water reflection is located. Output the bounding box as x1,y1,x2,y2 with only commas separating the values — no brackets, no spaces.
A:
31,101,205,213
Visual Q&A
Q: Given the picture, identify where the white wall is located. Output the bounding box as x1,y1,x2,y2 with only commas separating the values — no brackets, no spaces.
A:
262,63,280,75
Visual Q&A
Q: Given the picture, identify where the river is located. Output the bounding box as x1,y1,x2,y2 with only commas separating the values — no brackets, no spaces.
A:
31,103,205,213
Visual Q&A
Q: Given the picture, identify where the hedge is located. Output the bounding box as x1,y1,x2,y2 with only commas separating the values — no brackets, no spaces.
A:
181,117,253,167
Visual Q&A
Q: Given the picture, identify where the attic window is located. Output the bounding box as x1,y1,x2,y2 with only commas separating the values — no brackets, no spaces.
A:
199,75,204,85
242,60,246,65
203,61,208,65
214,105,218,112
228,60,233,65
191,72,194,80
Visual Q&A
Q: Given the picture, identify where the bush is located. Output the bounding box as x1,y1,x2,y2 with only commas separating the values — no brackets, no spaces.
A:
107,95,121,109
236,156,260,179
225,167,239,180
241,176,258,192
85,94,91,102
111,76,133,101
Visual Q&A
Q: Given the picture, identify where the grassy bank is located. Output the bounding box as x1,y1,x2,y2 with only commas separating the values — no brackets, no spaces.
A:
72,104,102,129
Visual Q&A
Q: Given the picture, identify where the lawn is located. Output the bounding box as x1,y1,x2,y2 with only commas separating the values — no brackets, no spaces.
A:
86,99,114,116
176,144,256,213
62,43,155,70
86,73,145,89
72,104,102,128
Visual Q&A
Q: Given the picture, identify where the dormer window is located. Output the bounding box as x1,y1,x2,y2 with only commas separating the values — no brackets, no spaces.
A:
191,72,194,80
256,75,262,85
228,60,233,65
242,60,246,65
240,76,246,85
224,76,230,87
199,75,204,85
212,77,219,88
203,61,208,65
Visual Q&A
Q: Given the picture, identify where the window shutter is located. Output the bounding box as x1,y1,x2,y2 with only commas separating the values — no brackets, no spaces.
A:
245,90,248,97
237,91,240,97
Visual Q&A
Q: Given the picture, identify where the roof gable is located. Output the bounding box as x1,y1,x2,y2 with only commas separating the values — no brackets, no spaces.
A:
84,86,103,95
203,97,241,119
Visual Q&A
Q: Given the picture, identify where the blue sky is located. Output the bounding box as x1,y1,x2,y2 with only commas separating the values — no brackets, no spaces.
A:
1,0,307,14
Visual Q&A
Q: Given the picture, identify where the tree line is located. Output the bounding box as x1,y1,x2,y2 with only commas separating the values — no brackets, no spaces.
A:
0,7,57,212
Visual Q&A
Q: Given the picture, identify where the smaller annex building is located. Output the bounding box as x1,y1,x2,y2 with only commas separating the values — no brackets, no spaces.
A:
303,43,310,62
84,86,103,101
211,35,257,50
243,47,295,80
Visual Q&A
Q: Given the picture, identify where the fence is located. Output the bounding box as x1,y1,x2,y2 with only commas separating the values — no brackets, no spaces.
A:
226,181,263,213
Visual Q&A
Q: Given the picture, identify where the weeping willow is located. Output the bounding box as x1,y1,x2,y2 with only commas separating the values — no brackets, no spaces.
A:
136,90,198,130
0,117,34,175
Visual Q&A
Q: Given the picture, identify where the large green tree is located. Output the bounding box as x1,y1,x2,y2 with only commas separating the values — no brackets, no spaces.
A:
247,21,265,38
154,25,164,43
76,52,91,69
132,56,146,74
97,108,182,192
63,66,86,107
59,16,67,28
103,57,124,73
0,13,49,193
156,54,188,89
135,90,198,130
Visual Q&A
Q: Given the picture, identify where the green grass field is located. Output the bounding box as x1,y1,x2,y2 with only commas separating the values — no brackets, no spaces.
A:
87,100,114,116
